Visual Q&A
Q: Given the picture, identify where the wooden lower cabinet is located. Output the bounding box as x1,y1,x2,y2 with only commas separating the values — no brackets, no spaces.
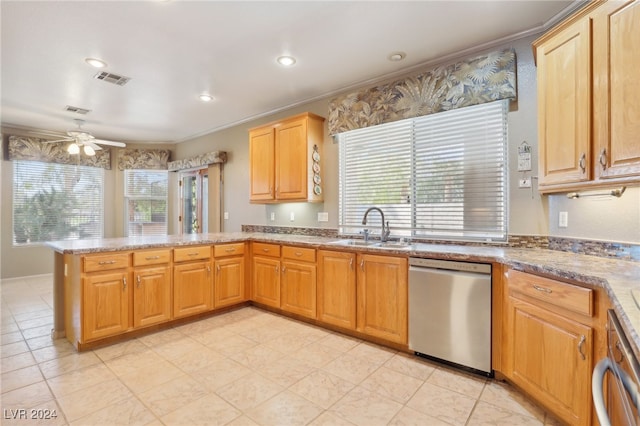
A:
252,256,281,308
281,260,316,319
356,254,408,344
214,256,246,308
317,250,356,330
133,265,172,328
83,271,130,341
502,269,599,426
173,261,213,318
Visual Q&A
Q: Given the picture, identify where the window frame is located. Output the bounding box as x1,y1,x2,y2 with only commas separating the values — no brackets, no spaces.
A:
338,100,509,243
12,160,105,246
123,169,169,237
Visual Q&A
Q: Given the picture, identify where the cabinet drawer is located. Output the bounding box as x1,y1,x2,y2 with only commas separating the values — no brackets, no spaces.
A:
133,249,171,266
508,270,593,317
282,245,316,262
253,242,280,258
214,243,245,258
83,253,130,273
173,246,211,262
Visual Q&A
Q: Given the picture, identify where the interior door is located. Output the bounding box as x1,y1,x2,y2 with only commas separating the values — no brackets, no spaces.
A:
180,169,208,234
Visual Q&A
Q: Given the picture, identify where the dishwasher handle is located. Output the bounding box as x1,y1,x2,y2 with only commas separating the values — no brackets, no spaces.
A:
592,357,640,426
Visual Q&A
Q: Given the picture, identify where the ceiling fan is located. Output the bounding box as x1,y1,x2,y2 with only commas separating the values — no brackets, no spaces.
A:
38,119,126,156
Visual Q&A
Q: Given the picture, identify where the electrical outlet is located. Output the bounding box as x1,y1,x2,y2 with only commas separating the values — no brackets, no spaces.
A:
223,212,229,220
317,212,329,222
559,211,568,228
290,212,295,221
518,177,532,188
270,212,275,221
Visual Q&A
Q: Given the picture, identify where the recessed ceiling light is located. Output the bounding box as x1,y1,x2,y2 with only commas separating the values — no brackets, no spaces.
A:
387,52,406,62
199,94,214,102
277,56,296,67
85,57,107,68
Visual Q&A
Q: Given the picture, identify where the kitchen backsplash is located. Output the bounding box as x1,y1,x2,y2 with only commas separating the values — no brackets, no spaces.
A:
241,225,640,262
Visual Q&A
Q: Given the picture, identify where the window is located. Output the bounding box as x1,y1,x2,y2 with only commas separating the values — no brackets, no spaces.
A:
13,161,104,245
124,170,168,236
338,100,508,242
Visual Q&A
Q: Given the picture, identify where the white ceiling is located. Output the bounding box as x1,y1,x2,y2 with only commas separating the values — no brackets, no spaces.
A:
1,0,577,144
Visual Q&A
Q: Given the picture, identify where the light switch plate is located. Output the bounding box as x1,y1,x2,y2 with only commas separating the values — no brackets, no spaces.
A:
290,212,295,221
518,177,532,188
223,212,229,220
270,212,275,221
317,212,329,222
559,211,568,228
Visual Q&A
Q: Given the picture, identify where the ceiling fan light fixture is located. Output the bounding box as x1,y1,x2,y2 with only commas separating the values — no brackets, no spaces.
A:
199,94,214,102
67,143,80,155
387,51,406,62
277,56,296,67
83,145,96,156
85,57,108,68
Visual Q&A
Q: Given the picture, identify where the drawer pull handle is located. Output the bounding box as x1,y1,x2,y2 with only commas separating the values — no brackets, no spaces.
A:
225,247,236,253
578,335,586,360
295,252,303,257
263,248,270,253
275,265,279,273
599,148,608,170
136,275,141,288
145,256,160,260
578,153,586,173
533,285,552,294
187,252,199,257
123,277,127,290
217,264,221,274
349,258,353,270
207,266,211,275
98,260,117,265
360,259,364,272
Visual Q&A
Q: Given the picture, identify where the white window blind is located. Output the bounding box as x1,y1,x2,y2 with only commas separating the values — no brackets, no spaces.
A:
338,100,508,242
124,170,168,237
13,161,104,245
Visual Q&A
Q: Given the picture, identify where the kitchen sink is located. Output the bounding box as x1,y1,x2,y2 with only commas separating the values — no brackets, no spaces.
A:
328,239,415,250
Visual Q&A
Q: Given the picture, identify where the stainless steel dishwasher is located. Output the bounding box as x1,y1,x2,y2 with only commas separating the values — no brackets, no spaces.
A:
408,258,492,376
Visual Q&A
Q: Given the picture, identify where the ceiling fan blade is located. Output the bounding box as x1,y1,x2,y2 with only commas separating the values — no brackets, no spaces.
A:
27,129,68,138
86,141,102,151
41,138,73,144
94,139,126,148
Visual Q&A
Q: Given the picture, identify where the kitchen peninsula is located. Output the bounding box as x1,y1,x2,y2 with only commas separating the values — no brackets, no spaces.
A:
48,231,640,425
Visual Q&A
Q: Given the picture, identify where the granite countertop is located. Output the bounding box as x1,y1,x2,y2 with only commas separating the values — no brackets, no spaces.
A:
47,232,640,356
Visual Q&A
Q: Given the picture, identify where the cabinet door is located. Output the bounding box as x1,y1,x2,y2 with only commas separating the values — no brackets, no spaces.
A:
252,256,280,308
83,271,130,341
593,0,640,179
281,260,316,319
356,254,408,344
214,256,246,308
249,127,275,201
536,17,592,186
275,118,307,200
317,250,356,330
173,261,212,318
507,297,592,426
134,265,171,328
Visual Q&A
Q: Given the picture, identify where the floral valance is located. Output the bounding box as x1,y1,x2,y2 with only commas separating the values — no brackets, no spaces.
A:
7,135,111,169
168,151,227,172
117,148,171,170
328,48,517,135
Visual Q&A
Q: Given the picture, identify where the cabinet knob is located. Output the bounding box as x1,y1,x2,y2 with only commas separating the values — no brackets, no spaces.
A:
578,153,586,173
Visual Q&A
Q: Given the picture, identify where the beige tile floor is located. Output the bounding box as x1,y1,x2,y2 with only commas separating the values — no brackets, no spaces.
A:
1,274,564,425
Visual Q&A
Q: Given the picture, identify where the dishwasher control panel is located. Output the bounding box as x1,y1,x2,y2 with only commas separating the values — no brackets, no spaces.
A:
409,258,491,274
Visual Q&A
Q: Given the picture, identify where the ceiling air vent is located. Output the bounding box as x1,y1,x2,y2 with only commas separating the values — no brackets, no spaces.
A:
65,105,91,115
94,71,131,86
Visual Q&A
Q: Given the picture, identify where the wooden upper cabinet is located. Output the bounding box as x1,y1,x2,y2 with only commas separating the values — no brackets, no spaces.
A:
249,126,275,201
535,15,591,187
534,0,640,193
249,112,325,203
593,0,640,180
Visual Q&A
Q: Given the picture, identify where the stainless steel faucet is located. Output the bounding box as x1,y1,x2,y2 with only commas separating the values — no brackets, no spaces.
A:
362,207,390,242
